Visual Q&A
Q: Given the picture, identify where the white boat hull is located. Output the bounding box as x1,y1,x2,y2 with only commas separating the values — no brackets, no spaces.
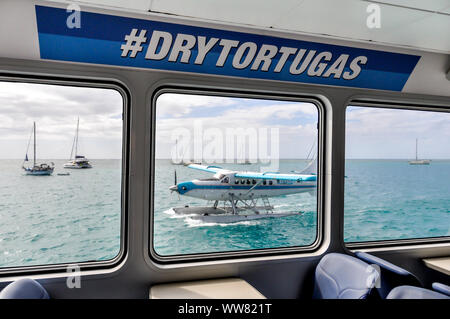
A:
63,164,92,169
409,160,430,165
24,167,54,176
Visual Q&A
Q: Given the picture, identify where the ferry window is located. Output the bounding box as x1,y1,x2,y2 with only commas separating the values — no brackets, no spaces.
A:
0,81,123,269
153,92,320,258
344,106,450,244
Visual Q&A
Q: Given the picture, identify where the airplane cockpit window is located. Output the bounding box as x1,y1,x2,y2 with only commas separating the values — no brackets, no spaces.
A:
345,106,450,244
0,81,124,269
153,92,320,259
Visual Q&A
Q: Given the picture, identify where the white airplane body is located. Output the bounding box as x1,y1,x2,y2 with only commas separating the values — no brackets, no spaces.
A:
170,164,317,202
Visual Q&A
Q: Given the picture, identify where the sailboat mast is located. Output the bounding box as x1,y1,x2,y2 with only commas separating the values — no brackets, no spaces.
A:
75,117,79,158
415,138,418,161
33,121,36,167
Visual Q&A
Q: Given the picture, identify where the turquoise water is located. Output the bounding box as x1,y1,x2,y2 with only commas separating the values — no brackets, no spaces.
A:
0,159,121,268
1,159,449,267
344,159,450,242
153,160,318,256
154,160,317,256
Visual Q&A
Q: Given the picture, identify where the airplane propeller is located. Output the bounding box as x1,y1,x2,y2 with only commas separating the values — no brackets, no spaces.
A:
169,169,180,200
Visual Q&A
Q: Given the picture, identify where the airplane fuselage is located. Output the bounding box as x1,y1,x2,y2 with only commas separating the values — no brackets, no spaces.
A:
171,176,316,201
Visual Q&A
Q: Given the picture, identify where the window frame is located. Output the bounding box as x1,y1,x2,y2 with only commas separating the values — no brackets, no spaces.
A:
0,74,130,276
149,86,326,264
344,100,450,249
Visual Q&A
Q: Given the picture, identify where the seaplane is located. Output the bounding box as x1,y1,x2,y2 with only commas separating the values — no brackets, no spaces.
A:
169,161,317,223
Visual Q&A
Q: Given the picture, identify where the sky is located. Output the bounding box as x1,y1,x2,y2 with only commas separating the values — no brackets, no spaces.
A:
346,106,450,159
1,82,448,160
0,82,123,159
155,93,319,161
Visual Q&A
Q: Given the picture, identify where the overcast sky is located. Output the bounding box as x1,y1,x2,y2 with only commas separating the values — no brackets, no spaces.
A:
0,82,123,159
1,82,448,160
155,93,319,160
346,106,450,159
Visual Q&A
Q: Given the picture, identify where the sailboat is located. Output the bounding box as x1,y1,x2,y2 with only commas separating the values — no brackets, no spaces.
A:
22,122,55,175
171,138,201,165
171,138,185,165
63,118,92,169
409,138,430,165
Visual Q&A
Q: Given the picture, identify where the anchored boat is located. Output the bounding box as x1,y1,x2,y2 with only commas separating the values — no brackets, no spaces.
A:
409,138,430,165
22,122,54,176
64,118,92,169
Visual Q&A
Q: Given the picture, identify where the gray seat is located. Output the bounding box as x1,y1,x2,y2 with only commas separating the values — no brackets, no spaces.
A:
313,253,379,299
387,285,449,299
0,278,49,299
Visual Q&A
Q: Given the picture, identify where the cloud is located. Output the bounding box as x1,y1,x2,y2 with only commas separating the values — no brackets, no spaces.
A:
156,93,236,118
346,106,450,158
155,95,318,159
0,82,123,158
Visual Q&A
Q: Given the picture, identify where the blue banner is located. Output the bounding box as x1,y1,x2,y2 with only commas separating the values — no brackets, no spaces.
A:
35,5,420,91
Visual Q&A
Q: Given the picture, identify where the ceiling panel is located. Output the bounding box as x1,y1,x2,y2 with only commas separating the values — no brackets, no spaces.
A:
50,0,450,53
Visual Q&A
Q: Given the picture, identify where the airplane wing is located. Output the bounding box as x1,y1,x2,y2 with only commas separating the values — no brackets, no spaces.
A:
235,171,317,182
187,164,228,174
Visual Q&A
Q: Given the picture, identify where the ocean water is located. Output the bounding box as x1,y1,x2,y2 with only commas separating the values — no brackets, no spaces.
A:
153,160,318,256
344,159,450,242
1,159,449,267
0,159,121,268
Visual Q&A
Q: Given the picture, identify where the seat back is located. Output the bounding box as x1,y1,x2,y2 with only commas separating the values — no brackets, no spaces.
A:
313,253,379,299
387,285,450,299
432,282,450,296
0,278,49,299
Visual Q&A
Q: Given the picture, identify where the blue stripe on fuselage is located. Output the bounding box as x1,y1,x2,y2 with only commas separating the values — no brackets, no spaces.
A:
177,181,315,194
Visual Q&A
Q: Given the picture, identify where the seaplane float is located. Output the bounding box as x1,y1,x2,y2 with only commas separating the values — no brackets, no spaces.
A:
169,162,317,223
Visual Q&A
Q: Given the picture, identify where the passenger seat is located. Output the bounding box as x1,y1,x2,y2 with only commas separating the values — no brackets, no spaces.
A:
0,278,50,299
387,284,449,299
313,253,379,299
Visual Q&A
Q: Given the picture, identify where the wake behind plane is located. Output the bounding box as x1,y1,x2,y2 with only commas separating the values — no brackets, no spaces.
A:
169,162,317,223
